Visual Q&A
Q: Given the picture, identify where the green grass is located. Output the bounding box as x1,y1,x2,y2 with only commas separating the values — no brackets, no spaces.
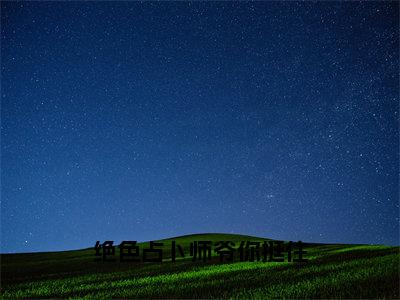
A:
1,233,399,299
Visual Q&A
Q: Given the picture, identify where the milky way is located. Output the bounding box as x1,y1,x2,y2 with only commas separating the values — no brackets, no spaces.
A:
1,2,398,252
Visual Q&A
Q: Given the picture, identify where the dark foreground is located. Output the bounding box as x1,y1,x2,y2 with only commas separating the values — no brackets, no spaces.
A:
1,233,399,299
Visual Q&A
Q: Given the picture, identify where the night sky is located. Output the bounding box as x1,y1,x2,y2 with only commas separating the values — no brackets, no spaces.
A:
1,2,399,253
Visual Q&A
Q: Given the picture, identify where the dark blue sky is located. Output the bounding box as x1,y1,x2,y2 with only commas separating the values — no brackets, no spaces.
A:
1,2,399,253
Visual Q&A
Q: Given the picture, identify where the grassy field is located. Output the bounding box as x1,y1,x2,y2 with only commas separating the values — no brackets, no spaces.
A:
1,233,399,299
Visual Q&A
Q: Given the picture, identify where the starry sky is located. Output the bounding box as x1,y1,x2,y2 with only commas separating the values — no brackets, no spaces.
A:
1,1,399,253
